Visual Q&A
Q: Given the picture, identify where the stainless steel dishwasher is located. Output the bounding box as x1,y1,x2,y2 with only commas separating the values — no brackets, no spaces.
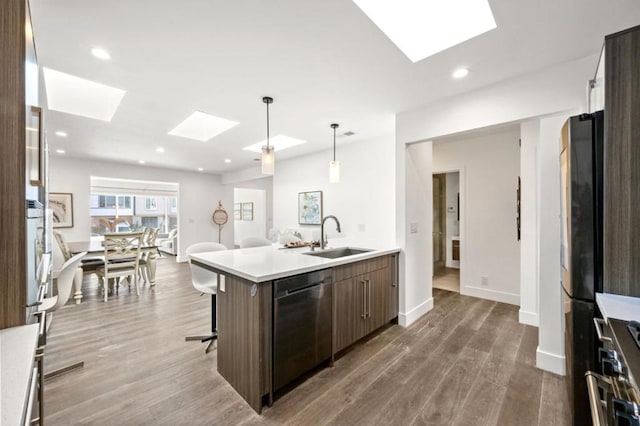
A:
273,269,332,391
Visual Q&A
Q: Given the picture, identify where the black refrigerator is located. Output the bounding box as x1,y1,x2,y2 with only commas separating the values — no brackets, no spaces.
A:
560,111,604,426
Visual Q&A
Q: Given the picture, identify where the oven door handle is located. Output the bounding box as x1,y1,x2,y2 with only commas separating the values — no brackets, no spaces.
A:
593,317,612,343
585,371,608,426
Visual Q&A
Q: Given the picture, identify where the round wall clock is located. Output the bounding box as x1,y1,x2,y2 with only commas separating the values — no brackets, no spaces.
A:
212,201,228,243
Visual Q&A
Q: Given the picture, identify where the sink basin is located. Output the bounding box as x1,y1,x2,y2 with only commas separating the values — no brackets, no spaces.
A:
303,247,373,259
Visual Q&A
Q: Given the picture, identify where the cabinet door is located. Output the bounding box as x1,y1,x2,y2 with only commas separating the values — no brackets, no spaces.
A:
367,267,391,333
334,276,367,353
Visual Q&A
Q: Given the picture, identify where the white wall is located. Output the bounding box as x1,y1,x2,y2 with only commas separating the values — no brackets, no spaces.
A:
519,121,540,326
535,114,569,375
399,143,434,325
231,177,273,236
395,54,594,375
433,127,521,304
272,135,395,249
444,172,460,268
234,187,266,245
49,157,234,263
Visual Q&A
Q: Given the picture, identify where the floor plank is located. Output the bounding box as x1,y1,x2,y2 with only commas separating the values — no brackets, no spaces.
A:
43,264,570,425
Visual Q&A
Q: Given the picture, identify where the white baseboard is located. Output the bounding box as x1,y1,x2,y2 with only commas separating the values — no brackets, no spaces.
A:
519,309,539,327
536,346,566,376
462,285,520,305
176,255,188,263
398,297,434,327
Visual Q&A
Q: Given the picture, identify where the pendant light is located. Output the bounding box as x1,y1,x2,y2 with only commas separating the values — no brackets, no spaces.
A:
261,96,275,175
329,123,340,183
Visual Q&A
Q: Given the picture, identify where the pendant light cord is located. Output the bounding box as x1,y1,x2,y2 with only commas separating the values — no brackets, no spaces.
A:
333,126,336,161
266,101,270,149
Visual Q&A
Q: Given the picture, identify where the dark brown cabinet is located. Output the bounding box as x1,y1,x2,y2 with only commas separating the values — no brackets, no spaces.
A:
333,254,398,354
452,239,460,261
604,24,640,297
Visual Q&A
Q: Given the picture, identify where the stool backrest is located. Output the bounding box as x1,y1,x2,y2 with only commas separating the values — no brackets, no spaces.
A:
52,252,86,312
186,242,227,293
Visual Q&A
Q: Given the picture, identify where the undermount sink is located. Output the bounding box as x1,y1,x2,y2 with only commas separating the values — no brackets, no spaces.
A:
303,247,374,259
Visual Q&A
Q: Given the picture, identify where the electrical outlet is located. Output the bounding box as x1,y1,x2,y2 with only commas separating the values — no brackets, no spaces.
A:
410,222,418,233
481,276,488,286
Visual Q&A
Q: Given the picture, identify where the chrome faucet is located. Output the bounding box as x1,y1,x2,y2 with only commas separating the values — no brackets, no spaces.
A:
320,215,341,250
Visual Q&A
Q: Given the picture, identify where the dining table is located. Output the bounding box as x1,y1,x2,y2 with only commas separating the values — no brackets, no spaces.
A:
67,240,159,304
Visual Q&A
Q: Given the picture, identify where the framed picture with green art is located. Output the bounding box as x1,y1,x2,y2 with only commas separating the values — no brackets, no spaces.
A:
298,191,322,225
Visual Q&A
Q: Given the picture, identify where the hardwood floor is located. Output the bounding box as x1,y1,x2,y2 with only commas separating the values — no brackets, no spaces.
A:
44,257,571,425
432,267,460,293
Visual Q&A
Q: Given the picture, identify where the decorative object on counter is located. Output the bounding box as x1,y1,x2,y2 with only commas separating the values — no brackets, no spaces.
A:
261,96,275,175
329,123,340,183
234,203,242,220
49,192,74,228
212,200,228,243
298,191,322,225
242,202,253,221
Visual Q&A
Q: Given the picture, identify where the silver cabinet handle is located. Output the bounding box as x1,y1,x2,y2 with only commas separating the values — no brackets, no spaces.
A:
366,279,371,318
585,371,606,426
361,280,367,319
593,318,612,343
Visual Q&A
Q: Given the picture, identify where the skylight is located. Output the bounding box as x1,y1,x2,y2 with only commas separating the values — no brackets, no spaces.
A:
168,111,239,142
352,0,497,63
43,67,126,121
242,135,307,153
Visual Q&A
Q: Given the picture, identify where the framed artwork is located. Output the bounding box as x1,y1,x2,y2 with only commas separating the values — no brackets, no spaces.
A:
49,192,74,228
234,203,242,220
298,191,322,225
242,202,254,221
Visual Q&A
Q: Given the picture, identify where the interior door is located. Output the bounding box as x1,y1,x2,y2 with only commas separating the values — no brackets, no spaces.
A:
432,174,446,275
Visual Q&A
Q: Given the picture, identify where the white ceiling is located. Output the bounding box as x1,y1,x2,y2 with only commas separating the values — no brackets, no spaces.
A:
30,0,640,174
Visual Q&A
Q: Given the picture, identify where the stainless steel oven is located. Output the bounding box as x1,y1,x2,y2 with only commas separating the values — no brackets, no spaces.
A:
587,318,640,425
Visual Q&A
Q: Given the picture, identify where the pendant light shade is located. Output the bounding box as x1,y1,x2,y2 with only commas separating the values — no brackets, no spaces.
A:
329,123,340,183
261,96,274,175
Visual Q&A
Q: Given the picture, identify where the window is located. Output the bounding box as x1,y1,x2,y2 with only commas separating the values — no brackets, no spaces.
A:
145,197,157,211
90,193,177,235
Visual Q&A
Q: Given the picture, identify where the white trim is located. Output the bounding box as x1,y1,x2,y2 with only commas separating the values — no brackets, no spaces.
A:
518,309,539,327
536,346,566,375
462,285,520,305
398,297,434,327
176,255,188,263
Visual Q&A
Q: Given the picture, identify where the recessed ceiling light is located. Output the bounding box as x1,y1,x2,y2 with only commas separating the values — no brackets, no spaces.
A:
138,160,145,164
91,47,111,60
242,135,307,153
224,158,231,163
43,67,126,121
352,0,496,63
155,147,165,153
55,131,68,137
197,167,204,172
168,111,239,142
452,67,470,79
55,149,65,154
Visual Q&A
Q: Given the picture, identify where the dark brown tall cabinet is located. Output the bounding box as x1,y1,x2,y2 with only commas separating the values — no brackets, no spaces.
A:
604,25,640,297
0,0,27,329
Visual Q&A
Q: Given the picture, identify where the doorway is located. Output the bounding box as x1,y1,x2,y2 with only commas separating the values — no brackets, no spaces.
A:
432,171,460,293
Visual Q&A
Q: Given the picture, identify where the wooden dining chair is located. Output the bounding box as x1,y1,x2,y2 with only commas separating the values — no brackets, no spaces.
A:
139,227,159,284
96,232,144,302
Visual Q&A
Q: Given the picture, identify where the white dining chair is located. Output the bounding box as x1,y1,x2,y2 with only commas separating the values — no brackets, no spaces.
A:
96,232,144,302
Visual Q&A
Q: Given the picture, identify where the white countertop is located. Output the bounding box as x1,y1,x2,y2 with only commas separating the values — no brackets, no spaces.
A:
596,293,640,323
1,323,39,426
190,244,400,282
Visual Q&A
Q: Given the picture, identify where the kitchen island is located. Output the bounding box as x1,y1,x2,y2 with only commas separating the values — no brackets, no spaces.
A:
190,244,400,413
